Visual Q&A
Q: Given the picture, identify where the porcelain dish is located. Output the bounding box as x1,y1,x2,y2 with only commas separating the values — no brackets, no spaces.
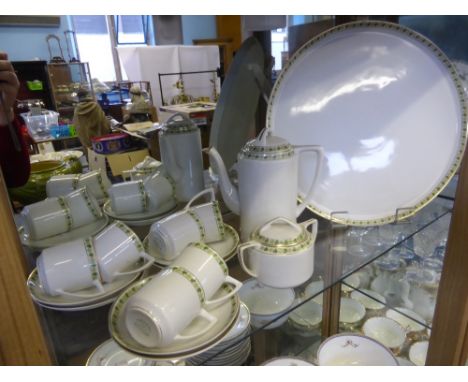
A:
186,303,251,366
109,276,240,359
103,199,177,221
27,267,143,309
19,215,109,250
266,21,467,225
86,339,185,366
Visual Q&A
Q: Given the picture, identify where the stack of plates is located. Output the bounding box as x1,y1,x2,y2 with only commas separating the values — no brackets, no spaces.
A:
186,303,251,366
27,266,145,312
86,339,185,366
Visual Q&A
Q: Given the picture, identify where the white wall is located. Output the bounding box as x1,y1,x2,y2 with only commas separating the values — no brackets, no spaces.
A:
0,16,73,61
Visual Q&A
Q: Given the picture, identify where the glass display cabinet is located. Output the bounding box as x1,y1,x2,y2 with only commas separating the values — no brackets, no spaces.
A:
46,62,95,119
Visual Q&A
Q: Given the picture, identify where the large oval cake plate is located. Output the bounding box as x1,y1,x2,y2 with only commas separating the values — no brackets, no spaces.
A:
267,21,467,226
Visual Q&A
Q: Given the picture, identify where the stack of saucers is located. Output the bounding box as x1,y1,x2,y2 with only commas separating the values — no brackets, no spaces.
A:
186,303,251,366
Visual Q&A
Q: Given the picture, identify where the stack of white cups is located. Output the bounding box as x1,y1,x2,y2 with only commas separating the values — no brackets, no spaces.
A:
108,171,176,215
148,188,225,261
21,187,103,241
36,221,154,297
46,169,111,200
124,242,242,348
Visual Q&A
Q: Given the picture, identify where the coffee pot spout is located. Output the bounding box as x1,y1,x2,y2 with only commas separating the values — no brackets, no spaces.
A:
203,147,240,215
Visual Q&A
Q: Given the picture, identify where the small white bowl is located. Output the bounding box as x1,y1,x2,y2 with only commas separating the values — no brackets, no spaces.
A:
351,289,386,310
409,341,428,366
317,333,398,366
341,273,361,293
262,356,315,366
362,316,406,350
396,357,415,366
303,280,324,304
238,278,295,330
385,307,426,333
289,298,323,329
339,298,366,325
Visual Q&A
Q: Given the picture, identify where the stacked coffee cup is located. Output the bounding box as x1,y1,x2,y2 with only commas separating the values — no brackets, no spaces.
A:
107,171,176,215
21,186,103,241
36,221,154,297
122,188,243,348
46,169,111,201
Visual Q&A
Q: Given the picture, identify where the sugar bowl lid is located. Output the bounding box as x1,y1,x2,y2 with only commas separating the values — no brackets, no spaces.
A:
251,217,314,252
239,129,294,160
160,112,198,134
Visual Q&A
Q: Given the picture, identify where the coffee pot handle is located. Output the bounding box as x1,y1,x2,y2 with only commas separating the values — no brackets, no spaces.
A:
184,187,216,210
174,308,218,341
237,241,261,278
113,252,155,277
295,145,324,216
204,276,243,306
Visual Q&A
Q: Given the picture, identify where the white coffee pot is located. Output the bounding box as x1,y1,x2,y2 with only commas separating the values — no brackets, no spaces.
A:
158,113,204,202
206,129,324,240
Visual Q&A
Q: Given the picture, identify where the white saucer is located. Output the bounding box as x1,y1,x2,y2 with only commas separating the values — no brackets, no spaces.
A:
27,266,143,308
35,297,116,312
143,223,239,267
103,199,178,222
116,205,180,227
109,276,240,360
19,215,109,250
86,339,185,366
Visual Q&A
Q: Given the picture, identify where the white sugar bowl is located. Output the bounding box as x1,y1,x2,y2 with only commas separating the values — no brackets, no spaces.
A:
238,217,318,288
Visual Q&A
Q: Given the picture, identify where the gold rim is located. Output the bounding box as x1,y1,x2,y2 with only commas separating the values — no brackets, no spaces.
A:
268,20,468,226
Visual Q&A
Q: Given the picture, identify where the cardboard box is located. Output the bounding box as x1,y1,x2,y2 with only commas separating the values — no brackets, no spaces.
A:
87,148,149,177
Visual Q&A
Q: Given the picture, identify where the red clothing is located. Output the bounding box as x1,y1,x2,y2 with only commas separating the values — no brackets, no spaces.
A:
0,118,31,188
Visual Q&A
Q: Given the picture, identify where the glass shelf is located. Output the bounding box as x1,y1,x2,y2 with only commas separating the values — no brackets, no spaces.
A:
189,196,453,365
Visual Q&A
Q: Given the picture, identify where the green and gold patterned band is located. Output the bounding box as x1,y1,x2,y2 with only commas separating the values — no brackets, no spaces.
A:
57,196,73,231
191,242,228,275
212,201,225,239
187,209,206,242
171,266,205,304
115,221,145,253
84,237,101,283
80,188,102,219
137,180,148,211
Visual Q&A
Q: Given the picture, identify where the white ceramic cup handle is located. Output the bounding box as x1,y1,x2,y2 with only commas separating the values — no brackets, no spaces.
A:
301,218,318,242
259,217,302,236
174,308,218,341
294,145,324,216
204,276,243,306
113,252,155,277
184,187,216,210
237,241,261,278
55,279,105,298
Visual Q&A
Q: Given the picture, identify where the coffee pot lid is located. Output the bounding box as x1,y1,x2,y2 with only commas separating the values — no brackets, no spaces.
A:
239,129,294,160
160,112,198,134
